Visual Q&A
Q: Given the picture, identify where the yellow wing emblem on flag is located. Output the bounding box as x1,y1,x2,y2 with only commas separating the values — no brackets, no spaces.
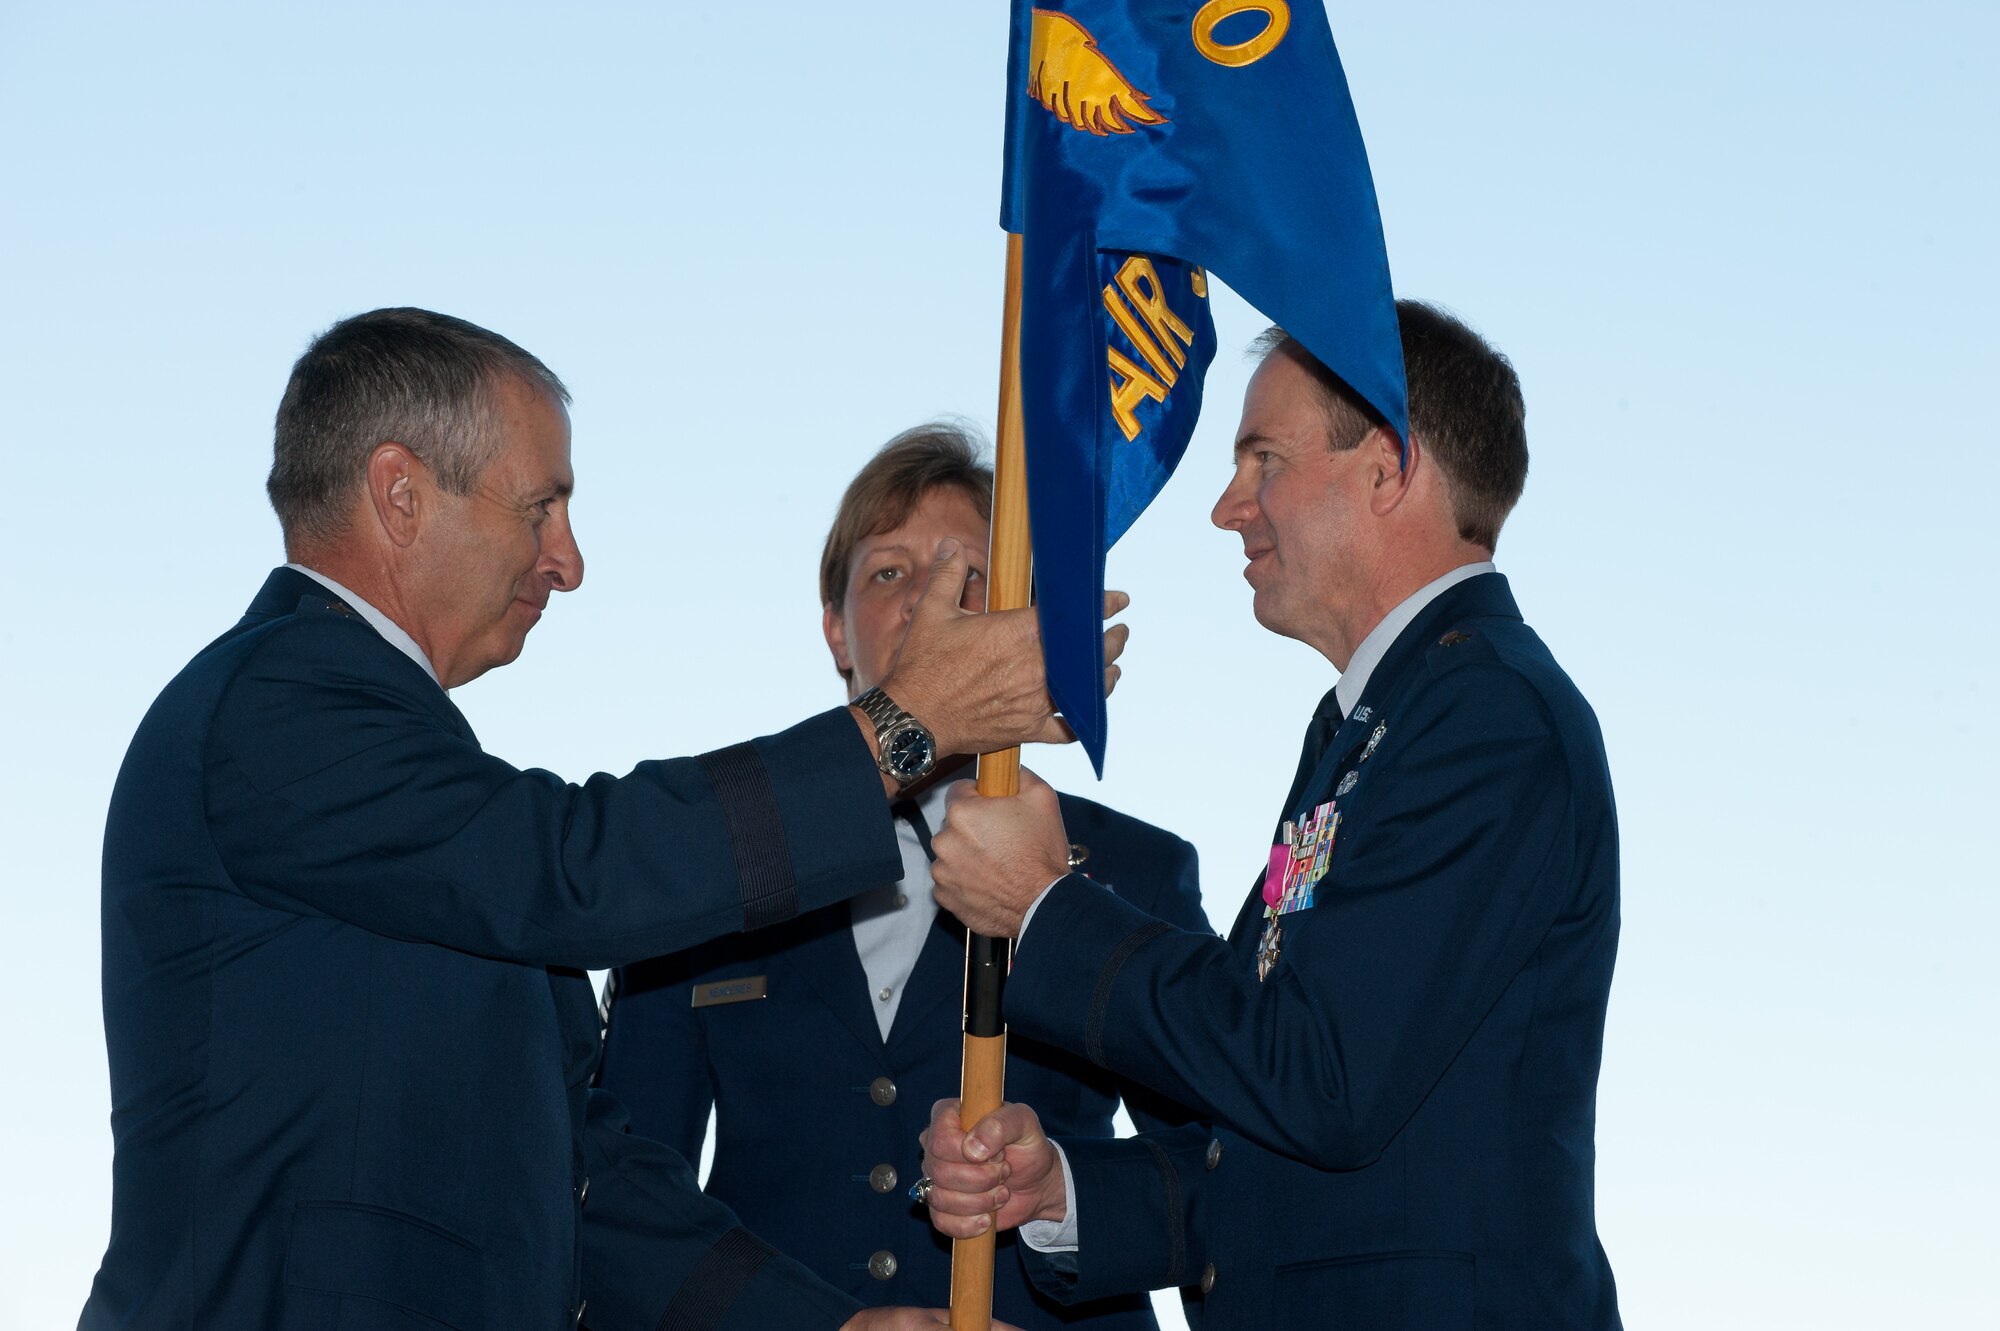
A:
1027,9,1167,136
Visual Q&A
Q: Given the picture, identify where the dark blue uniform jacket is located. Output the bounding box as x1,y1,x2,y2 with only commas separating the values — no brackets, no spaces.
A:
82,567,905,1331
596,793,1209,1330
1007,574,1623,1330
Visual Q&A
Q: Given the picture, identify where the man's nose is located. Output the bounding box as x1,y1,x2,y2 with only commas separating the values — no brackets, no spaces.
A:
1212,471,1254,531
545,515,584,592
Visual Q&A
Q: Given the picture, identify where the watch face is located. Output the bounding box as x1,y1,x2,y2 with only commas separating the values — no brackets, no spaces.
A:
885,725,937,779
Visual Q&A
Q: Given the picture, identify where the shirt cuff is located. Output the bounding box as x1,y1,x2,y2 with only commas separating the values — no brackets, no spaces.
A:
1015,875,1067,950
1017,1140,1079,1253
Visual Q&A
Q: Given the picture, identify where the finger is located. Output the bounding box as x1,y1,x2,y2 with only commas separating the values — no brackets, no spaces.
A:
922,1102,966,1161
1016,767,1053,795
927,1180,1010,1217
965,1103,1039,1161
943,779,978,808
916,538,968,618
926,1157,1008,1194
1104,663,1121,697
1102,589,1131,617
923,1124,971,1167
929,1208,994,1240
1101,622,1130,665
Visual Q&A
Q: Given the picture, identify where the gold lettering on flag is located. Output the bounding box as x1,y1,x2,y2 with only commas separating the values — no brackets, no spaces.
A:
1191,0,1292,69
1103,255,1203,442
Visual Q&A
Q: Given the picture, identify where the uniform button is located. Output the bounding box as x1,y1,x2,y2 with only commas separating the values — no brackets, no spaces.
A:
878,987,894,1002
868,1163,898,1193
868,1250,898,1281
869,1077,898,1106
1205,1139,1222,1170
1199,1263,1216,1294
894,893,909,908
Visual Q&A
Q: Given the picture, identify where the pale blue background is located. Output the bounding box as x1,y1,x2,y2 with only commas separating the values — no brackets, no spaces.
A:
3,2,1994,1326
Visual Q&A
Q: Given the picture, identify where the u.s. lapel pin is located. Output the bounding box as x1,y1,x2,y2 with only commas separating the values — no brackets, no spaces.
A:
1352,705,1373,723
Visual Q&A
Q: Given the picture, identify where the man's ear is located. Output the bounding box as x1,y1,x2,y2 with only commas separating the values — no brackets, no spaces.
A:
1367,427,1417,517
366,443,423,548
822,601,855,681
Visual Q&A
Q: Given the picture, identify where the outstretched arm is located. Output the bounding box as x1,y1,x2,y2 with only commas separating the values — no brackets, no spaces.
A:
937,668,1585,1171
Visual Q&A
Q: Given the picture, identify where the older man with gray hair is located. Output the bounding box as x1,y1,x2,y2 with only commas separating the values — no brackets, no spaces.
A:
80,307,1099,1330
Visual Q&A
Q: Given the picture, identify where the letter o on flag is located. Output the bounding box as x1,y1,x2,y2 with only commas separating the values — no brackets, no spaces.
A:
1191,0,1291,68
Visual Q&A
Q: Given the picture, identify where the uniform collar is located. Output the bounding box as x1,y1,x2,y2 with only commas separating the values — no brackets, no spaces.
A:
284,563,444,690
1333,561,1496,717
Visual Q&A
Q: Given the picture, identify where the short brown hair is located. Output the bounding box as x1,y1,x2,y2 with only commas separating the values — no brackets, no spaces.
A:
1256,300,1528,550
819,422,994,616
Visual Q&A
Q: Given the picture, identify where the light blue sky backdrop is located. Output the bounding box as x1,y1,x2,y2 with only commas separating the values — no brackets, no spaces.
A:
2,3,1994,1326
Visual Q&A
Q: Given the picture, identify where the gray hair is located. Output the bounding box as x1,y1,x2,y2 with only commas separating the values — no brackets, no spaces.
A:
266,307,570,547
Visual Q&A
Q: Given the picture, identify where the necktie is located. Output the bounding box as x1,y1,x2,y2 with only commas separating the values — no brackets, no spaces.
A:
892,798,963,941
1279,686,1346,825
892,799,936,862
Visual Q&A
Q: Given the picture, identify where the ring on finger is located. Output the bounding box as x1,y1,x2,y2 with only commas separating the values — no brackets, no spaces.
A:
909,1175,936,1205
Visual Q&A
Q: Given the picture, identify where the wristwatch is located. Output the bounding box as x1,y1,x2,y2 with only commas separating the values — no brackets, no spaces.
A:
853,687,939,788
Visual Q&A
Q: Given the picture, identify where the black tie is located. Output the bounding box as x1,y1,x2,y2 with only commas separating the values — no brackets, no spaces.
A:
894,798,965,941
1279,686,1346,822
892,799,936,862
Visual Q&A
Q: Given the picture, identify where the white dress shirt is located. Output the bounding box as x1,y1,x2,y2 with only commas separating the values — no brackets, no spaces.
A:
850,780,951,1040
1019,561,1499,1253
285,563,442,690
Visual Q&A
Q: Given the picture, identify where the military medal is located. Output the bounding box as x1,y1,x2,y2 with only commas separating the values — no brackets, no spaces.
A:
1255,801,1341,981
1256,917,1284,982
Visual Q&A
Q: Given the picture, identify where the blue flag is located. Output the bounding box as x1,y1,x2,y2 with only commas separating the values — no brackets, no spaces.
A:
1001,0,1405,773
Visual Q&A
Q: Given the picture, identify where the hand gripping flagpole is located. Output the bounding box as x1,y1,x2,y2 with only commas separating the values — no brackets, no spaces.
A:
949,230,1029,1331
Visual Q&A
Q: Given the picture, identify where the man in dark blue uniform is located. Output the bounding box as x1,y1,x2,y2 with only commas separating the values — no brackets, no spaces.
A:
919,303,1623,1329
81,309,1107,1330
596,424,1209,1329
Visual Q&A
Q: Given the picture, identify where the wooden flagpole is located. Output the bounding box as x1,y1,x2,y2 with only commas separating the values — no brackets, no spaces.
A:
949,230,1029,1331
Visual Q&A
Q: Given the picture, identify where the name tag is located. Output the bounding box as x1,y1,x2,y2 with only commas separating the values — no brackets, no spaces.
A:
690,975,768,1008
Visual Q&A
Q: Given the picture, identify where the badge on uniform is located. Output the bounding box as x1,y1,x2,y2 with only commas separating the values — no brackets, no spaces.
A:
690,975,768,1008
1256,799,1339,982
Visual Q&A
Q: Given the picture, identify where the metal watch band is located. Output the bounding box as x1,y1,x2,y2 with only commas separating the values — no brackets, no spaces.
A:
853,686,910,734
854,686,935,786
